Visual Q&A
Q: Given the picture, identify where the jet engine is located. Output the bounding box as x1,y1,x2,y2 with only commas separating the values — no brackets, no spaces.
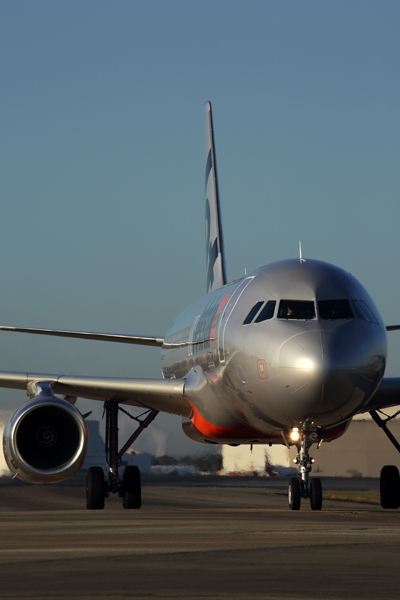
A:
3,394,88,484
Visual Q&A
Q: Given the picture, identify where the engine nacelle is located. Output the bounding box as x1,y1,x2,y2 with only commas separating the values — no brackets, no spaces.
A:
3,395,88,484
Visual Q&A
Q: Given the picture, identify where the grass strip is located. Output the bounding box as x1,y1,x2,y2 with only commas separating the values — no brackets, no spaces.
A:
322,491,380,504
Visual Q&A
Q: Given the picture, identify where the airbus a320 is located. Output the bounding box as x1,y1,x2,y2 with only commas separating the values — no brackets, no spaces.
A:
1,102,400,511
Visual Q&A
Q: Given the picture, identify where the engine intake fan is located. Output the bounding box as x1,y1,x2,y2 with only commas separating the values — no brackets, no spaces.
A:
3,382,88,483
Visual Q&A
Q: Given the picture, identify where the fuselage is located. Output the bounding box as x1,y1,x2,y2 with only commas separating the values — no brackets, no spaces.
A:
161,259,387,444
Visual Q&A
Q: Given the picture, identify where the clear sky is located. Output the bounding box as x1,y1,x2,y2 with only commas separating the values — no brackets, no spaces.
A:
1,1,400,456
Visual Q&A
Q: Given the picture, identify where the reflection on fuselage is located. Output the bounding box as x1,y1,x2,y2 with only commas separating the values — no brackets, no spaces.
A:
161,259,387,442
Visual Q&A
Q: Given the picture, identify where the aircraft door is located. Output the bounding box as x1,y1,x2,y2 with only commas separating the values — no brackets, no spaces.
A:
217,276,254,363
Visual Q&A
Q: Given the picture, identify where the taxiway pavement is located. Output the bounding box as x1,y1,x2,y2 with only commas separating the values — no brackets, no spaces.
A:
0,479,398,600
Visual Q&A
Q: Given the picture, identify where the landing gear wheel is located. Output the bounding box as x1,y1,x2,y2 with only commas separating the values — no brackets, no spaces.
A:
86,466,105,510
310,477,322,511
288,477,301,510
380,465,400,509
122,466,141,509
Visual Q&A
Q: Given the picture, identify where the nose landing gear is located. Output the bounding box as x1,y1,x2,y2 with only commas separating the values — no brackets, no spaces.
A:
288,429,322,511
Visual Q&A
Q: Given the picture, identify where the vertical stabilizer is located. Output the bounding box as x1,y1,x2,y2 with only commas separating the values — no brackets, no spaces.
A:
205,101,227,293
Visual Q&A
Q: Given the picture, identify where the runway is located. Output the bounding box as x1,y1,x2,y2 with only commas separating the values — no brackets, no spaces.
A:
0,479,399,599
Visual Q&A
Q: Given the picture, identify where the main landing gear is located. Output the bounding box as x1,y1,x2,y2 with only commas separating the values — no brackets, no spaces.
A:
287,428,323,511
86,402,158,510
370,409,400,509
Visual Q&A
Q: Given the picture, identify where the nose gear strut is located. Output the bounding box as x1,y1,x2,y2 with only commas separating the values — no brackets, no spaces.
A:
288,429,323,511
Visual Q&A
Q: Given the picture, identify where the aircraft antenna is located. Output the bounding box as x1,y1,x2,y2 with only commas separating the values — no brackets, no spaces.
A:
299,241,306,264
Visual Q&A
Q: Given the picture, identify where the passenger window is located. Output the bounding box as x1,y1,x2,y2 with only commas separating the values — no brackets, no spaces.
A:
352,300,372,323
243,301,264,325
359,300,379,324
318,299,354,320
255,301,276,323
278,300,315,320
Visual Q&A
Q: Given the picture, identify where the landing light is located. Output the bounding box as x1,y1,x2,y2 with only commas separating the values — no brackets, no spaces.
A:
298,359,313,370
290,428,300,442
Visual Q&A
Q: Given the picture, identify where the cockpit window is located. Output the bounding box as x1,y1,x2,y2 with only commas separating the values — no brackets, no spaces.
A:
243,301,264,325
255,300,276,323
352,300,371,322
359,300,379,324
352,299,378,324
318,299,354,320
278,300,315,320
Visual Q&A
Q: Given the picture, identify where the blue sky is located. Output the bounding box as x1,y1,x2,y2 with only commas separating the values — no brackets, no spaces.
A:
1,1,400,455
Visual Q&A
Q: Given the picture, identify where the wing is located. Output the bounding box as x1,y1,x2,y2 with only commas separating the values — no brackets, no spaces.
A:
0,326,163,347
386,325,400,331
0,370,191,417
359,378,400,413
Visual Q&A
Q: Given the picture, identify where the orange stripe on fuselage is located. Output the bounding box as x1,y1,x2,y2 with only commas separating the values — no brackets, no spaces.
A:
189,404,269,440
323,420,351,442
188,405,350,443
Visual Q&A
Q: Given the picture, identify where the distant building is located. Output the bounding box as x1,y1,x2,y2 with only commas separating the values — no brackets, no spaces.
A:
122,450,152,474
81,420,151,475
82,420,107,472
221,444,291,476
221,419,400,478
151,464,199,476
301,419,400,478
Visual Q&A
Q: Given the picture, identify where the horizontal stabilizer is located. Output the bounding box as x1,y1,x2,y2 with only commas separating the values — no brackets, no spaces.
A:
0,326,164,347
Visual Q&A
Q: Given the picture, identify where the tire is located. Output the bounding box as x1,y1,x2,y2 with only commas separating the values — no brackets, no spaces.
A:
288,477,301,510
380,465,400,509
86,466,105,510
310,477,322,511
122,465,141,509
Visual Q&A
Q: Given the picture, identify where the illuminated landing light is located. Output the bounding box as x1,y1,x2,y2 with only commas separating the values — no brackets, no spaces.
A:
290,427,300,442
297,359,313,370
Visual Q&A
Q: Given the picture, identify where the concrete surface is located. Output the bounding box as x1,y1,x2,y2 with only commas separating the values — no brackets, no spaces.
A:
0,478,397,599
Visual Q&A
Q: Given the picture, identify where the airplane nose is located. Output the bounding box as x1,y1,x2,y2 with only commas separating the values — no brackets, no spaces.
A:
278,330,365,424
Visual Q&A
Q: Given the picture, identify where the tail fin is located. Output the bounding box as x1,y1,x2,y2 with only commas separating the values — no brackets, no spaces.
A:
205,101,227,293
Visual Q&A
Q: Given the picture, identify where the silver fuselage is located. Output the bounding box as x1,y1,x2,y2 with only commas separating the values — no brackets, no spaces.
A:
161,259,386,443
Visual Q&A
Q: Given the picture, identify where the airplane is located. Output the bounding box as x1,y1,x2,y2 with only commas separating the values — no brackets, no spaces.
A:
1,101,400,511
